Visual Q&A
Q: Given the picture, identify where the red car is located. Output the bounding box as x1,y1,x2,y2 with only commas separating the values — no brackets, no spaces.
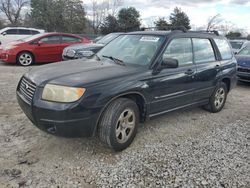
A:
0,32,91,66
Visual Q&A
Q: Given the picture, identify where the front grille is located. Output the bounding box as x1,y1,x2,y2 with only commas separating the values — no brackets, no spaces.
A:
238,67,250,73
19,77,36,104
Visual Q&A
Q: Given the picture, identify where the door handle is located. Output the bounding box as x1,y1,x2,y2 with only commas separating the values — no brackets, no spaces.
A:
185,69,195,75
215,64,221,71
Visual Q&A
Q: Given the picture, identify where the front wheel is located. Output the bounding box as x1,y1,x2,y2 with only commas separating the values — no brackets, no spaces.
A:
17,52,34,66
203,82,228,113
98,98,139,151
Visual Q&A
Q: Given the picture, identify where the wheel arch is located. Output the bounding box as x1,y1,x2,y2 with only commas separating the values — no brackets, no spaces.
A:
221,77,231,92
94,91,148,136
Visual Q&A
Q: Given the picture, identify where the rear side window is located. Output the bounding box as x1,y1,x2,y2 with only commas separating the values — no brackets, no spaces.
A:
5,29,18,35
163,38,193,66
193,38,216,63
62,35,81,43
31,30,40,35
18,29,31,35
40,35,61,44
214,39,233,60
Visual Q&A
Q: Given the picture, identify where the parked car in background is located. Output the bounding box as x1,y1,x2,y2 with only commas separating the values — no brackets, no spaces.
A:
0,32,91,66
229,40,247,54
17,30,236,151
0,27,45,45
62,32,123,60
235,44,250,82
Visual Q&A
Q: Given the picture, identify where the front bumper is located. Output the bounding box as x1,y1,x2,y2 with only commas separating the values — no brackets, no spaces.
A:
237,67,250,82
16,88,101,138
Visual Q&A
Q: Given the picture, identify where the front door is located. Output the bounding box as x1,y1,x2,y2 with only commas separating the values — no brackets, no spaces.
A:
147,38,197,116
33,35,62,63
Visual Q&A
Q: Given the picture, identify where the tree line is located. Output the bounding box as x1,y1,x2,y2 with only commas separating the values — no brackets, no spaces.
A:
0,0,248,38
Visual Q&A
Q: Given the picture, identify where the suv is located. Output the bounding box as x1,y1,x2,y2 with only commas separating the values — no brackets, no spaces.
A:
0,27,45,45
16,30,237,151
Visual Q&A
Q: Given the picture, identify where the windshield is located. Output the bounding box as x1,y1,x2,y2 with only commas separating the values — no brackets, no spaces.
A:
230,41,244,49
97,34,165,66
238,46,250,56
96,33,120,45
20,33,45,42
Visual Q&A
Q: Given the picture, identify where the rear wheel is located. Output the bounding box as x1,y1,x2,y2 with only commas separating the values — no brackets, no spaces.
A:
203,82,228,113
17,52,34,66
98,98,139,151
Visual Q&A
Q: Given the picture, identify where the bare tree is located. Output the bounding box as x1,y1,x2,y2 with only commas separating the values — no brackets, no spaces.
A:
206,14,223,31
89,0,123,34
0,0,28,25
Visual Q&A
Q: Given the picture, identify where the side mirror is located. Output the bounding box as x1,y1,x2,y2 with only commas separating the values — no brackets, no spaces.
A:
162,57,179,68
37,41,43,46
2,32,6,36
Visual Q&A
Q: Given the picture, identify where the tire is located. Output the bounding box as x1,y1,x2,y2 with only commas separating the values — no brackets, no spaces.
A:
203,82,228,113
17,52,34,66
98,98,139,151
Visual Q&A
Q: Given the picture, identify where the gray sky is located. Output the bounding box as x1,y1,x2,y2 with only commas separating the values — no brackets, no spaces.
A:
84,0,250,33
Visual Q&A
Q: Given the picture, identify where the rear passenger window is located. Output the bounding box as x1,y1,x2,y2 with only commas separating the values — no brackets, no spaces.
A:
19,29,31,35
62,36,81,43
214,39,233,60
163,38,193,66
31,30,40,35
5,29,18,35
193,38,216,63
40,35,61,44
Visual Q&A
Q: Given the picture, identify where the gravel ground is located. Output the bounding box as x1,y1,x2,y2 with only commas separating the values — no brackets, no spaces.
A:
0,61,249,188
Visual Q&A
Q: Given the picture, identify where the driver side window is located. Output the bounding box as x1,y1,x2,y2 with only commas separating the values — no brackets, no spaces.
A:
163,38,193,66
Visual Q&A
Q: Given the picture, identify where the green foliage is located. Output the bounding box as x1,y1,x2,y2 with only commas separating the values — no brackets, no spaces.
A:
100,15,119,34
117,7,141,32
154,18,170,30
169,7,191,30
226,32,242,39
30,0,86,33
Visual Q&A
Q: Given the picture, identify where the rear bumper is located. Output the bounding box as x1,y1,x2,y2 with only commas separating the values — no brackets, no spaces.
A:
17,90,100,137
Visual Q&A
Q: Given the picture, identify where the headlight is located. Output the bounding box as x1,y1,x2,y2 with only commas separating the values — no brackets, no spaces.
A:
4,45,17,50
42,84,86,103
77,50,94,57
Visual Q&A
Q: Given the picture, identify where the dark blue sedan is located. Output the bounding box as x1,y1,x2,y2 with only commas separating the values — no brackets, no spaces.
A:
235,44,250,82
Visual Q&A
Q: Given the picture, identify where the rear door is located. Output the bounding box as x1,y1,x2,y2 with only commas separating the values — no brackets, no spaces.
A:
18,29,32,40
192,38,221,102
148,37,197,115
61,35,82,49
33,35,62,62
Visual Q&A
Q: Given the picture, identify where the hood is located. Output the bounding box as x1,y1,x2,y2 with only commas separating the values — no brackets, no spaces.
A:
235,55,250,67
25,59,141,87
64,43,104,51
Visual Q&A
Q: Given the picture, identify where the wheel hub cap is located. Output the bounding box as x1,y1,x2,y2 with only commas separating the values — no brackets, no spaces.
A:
214,88,225,109
116,109,135,144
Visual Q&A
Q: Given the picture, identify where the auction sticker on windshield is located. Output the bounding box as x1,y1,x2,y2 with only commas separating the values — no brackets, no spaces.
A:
140,36,160,42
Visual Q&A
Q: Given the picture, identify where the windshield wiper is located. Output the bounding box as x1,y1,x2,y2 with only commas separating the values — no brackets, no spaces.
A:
102,55,125,66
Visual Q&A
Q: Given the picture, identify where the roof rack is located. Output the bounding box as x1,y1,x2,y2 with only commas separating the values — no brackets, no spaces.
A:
140,27,219,36
189,30,219,36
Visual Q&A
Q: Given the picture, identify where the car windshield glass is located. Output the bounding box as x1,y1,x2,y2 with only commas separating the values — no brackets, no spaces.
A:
96,33,120,45
238,46,250,55
19,33,45,42
97,34,165,66
230,41,243,49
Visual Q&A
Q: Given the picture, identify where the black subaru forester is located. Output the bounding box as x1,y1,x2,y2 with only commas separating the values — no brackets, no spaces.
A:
17,30,237,151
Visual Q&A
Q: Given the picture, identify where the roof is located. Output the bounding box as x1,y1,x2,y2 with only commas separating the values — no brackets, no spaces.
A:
0,27,44,32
